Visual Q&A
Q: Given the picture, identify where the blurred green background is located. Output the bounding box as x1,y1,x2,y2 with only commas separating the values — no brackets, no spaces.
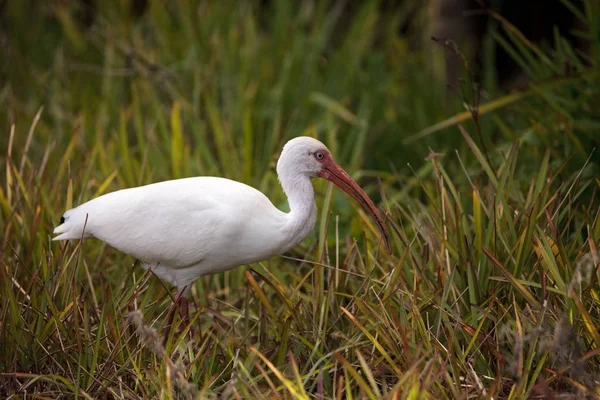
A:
3,0,597,180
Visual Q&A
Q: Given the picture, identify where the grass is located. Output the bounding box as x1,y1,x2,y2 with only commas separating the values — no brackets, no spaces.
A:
1,0,600,398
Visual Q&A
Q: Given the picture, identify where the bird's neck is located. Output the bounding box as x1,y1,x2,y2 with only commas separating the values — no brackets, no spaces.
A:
278,171,317,250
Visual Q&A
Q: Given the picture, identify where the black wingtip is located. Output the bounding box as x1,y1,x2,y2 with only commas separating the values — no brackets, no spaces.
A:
60,216,65,224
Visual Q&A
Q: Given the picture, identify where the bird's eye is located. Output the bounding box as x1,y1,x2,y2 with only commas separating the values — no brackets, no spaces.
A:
315,152,324,160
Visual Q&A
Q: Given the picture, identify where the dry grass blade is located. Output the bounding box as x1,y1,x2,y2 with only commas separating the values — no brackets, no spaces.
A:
483,248,542,309
250,347,309,400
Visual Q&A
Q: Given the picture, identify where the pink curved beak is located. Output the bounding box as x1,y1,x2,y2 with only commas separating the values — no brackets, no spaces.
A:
319,160,392,254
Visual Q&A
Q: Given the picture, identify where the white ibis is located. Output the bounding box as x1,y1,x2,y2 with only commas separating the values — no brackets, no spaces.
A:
53,136,391,320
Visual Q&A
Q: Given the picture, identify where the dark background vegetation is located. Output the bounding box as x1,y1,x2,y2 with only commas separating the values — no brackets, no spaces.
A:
1,0,599,398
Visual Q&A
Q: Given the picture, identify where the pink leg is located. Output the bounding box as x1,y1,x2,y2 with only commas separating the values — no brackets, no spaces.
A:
180,296,194,337
181,296,189,320
163,288,189,344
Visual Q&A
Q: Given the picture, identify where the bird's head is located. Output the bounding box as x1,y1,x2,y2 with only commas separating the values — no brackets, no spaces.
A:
278,136,332,177
277,136,392,254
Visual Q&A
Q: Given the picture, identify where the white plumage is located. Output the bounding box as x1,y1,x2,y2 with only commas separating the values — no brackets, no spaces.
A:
53,137,390,296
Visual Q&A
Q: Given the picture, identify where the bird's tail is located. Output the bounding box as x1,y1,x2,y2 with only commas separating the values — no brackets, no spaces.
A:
52,207,92,241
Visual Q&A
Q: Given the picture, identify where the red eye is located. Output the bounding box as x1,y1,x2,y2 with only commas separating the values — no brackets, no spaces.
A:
315,152,324,160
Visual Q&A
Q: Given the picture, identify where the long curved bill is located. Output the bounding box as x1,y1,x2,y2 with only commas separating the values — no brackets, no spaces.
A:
319,161,392,254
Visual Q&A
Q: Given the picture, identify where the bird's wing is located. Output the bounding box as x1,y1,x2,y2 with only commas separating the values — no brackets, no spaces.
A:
69,177,286,270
